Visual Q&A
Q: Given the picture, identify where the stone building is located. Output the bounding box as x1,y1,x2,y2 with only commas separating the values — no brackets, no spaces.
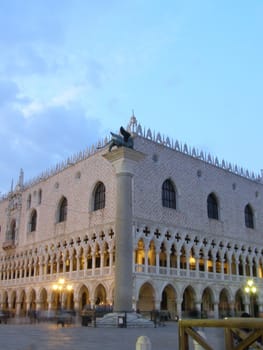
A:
0,116,263,319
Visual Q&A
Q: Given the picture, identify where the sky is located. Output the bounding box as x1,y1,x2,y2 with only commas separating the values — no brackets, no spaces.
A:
0,0,262,195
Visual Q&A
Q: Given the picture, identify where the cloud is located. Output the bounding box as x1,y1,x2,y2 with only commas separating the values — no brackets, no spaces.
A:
51,86,84,108
16,84,84,118
0,81,103,194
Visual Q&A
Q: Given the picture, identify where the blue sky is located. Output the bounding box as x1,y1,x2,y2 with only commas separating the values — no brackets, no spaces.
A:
0,0,262,194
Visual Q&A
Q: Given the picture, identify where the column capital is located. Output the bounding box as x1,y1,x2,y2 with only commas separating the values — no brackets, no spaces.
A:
103,147,145,174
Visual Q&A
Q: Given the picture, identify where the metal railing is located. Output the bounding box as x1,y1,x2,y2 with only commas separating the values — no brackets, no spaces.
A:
178,318,263,350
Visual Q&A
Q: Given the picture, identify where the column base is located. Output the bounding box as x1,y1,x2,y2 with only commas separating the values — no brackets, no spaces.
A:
95,312,154,328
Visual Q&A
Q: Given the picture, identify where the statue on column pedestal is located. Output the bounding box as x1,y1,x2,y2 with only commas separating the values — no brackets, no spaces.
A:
99,126,134,152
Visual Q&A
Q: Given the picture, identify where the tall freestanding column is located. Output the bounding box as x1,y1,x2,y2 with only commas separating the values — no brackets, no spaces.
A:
103,147,145,312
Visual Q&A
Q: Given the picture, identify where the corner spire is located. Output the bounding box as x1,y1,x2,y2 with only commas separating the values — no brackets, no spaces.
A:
127,110,138,133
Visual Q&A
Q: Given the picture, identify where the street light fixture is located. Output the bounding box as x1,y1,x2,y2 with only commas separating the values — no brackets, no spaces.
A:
244,279,257,316
52,278,73,310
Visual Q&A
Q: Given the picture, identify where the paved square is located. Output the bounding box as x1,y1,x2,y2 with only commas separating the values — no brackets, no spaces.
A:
0,320,224,350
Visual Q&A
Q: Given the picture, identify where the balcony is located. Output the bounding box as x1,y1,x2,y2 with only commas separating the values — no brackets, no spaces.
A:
2,240,16,250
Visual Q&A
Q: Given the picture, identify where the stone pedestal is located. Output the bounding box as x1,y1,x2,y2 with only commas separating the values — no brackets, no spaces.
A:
103,147,145,313
95,311,154,328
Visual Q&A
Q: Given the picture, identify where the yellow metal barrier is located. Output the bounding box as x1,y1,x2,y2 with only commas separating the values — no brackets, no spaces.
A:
178,318,263,350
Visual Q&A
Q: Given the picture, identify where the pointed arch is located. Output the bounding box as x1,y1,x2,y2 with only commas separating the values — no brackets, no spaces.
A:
162,178,176,209
159,241,167,267
9,219,16,241
58,196,68,222
160,284,177,319
95,243,101,268
170,243,177,268
135,238,145,265
219,288,231,318
79,247,85,270
78,284,91,311
148,240,156,266
94,283,107,305
245,203,254,229
93,182,106,211
86,245,93,269
137,282,155,312
102,242,110,267
29,209,37,232
235,289,245,316
182,285,197,316
207,192,219,219
201,287,214,318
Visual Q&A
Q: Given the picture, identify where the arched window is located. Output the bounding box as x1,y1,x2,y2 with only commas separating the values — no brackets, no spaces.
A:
94,182,105,211
38,189,42,205
30,209,37,232
245,204,254,229
10,219,16,240
27,194,31,209
207,193,218,220
162,179,176,209
58,197,68,222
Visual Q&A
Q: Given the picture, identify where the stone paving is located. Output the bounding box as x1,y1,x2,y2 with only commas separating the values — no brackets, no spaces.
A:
0,319,225,350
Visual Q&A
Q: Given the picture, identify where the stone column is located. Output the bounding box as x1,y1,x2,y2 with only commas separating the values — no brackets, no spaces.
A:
195,300,202,316
176,298,182,319
213,302,219,319
103,147,145,313
16,302,21,316
109,249,114,274
144,248,149,274
74,300,79,314
92,251,96,276
36,300,42,312
220,257,225,280
155,249,160,275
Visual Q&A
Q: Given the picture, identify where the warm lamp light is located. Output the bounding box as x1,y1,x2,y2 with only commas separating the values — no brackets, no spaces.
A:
247,279,253,287
52,278,73,310
244,287,249,293
189,257,196,264
244,279,257,316
251,286,257,294
245,279,256,294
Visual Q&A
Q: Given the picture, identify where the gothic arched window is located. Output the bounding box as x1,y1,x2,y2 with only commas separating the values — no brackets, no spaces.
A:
30,209,37,232
10,219,16,240
207,193,219,220
27,194,31,209
162,179,176,209
38,189,42,205
58,197,68,222
245,204,254,229
94,182,105,211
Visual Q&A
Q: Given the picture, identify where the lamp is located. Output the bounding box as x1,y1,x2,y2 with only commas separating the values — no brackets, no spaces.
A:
244,279,257,316
52,278,73,310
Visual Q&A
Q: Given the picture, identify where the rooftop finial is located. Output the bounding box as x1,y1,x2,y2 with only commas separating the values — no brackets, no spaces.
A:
19,168,24,187
128,110,137,133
